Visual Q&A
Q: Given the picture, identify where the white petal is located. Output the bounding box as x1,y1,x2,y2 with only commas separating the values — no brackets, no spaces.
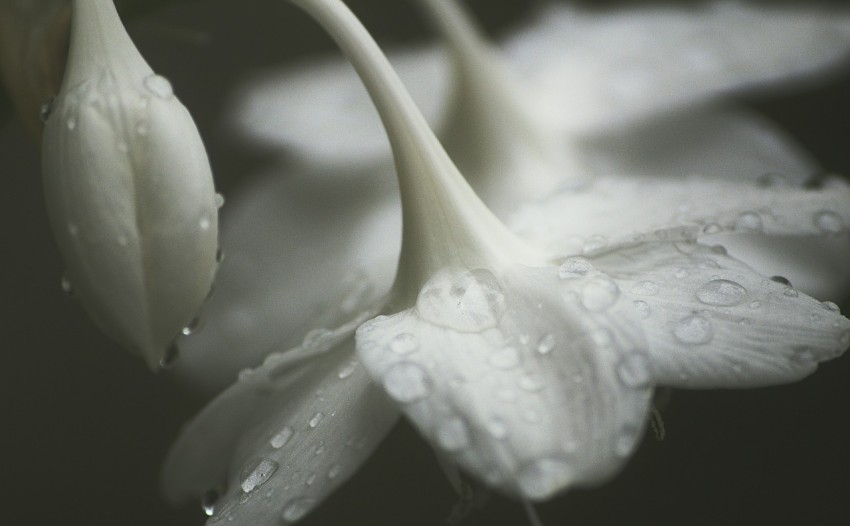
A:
590,243,850,388
162,314,399,525
505,2,850,133
172,164,400,394
511,172,850,257
356,267,653,500
228,47,448,166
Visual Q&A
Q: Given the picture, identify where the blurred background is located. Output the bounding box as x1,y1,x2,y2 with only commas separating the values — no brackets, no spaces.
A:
2,1,849,525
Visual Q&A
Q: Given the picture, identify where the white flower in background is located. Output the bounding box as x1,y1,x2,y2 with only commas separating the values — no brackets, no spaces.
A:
41,0,219,368
164,0,850,524
176,0,850,393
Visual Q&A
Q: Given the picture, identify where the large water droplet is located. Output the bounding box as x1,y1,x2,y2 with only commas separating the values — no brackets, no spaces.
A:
313,441,326,455
695,279,747,306
813,210,844,234
308,412,324,428
181,317,200,336
417,269,506,332
240,458,279,493
770,275,792,287
558,257,592,279
517,457,572,500
383,362,432,403
536,333,557,355
281,498,316,523
617,353,652,388
581,276,620,311
270,426,294,449
436,416,471,451
821,301,841,313
734,212,763,232
215,192,225,209
389,333,418,355
673,315,713,345
144,74,174,99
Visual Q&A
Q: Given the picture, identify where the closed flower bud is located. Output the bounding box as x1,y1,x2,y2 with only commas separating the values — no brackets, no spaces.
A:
41,0,219,369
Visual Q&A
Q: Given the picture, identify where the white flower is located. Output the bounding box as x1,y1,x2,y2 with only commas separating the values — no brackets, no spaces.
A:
176,0,850,393
41,0,219,368
163,0,850,523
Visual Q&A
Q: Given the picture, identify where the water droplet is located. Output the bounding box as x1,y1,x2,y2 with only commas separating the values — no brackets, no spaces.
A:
201,490,219,517
66,116,77,130
734,212,763,232
60,274,75,296
215,192,225,209
270,426,294,449
436,416,471,451
383,362,432,403
583,235,608,253
328,464,342,479
558,257,592,279
240,458,279,493
695,279,747,306
40,98,55,122
617,353,652,388
518,374,545,392
305,473,316,486
417,269,506,332
748,300,761,309
281,498,316,523
314,441,326,455
308,412,324,428
517,457,572,500
389,333,418,355
337,359,357,379
181,317,200,336
633,300,651,319
200,216,212,230
673,315,713,345
821,301,841,313
791,347,816,365
784,289,799,298
614,425,640,457
159,343,179,369
592,329,613,347
486,416,508,440
144,74,174,99
813,210,844,234
489,346,520,370
702,223,722,235
770,276,792,287
674,268,688,279
581,276,620,311
631,280,659,296
536,333,557,355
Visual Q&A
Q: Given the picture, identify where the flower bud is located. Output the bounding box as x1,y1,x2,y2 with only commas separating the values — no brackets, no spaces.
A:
41,0,218,369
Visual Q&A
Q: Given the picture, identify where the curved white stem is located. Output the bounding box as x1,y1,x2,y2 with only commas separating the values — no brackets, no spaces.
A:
288,0,544,306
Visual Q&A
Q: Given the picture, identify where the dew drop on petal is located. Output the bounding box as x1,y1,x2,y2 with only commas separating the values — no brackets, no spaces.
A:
281,498,316,523
60,274,74,296
756,172,788,187
702,223,722,235
489,346,520,370
199,216,212,230
201,490,219,517
309,412,324,428
436,416,471,451
734,212,763,232
749,300,761,309
305,473,316,486
558,257,592,279
337,359,357,379
383,362,432,403
822,301,841,313
784,289,799,298
695,279,747,306
270,426,294,449
144,74,174,99
40,98,54,123
181,317,200,336
631,280,659,296
674,268,688,279
536,333,557,355
389,333,418,355
486,416,509,440
215,192,225,209
240,458,279,493
517,457,572,500
770,275,792,287
617,353,652,388
159,343,180,369
673,315,713,345
592,329,613,347
813,210,844,234
328,464,342,480
581,276,620,311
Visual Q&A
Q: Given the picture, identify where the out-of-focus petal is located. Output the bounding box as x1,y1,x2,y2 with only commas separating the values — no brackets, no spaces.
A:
163,313,399,525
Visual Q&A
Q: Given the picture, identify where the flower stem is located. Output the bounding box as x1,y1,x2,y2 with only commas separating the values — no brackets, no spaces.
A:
288,0,543,306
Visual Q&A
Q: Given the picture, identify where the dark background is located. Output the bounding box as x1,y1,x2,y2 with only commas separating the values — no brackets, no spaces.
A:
2,1,849,525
